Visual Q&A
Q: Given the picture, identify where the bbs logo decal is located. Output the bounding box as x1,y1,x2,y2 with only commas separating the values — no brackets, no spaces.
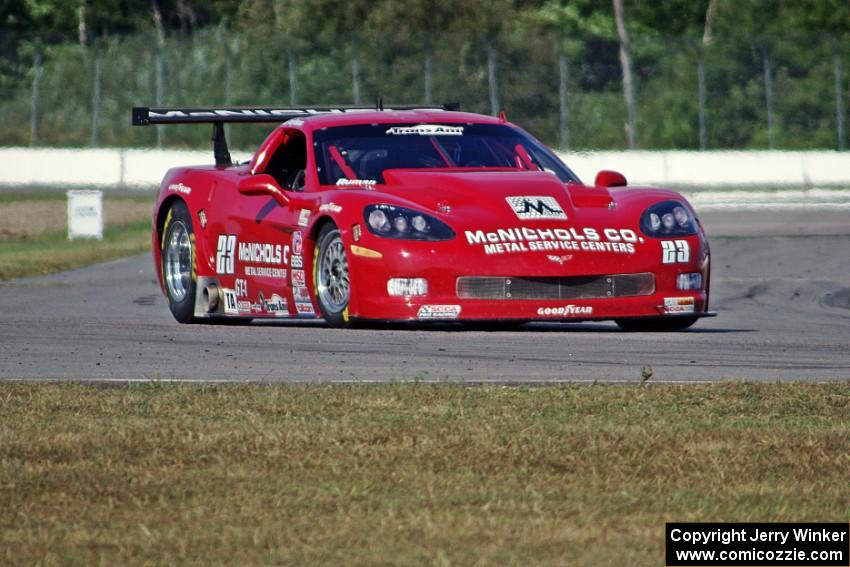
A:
506,196,567,220
661,240,690,264
216,235,236,274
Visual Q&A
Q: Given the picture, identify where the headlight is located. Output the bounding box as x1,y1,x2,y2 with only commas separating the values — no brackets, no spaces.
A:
364,204,454,241
640,200,698,237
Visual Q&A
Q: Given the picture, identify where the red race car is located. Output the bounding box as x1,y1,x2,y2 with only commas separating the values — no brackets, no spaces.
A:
133,103,713,330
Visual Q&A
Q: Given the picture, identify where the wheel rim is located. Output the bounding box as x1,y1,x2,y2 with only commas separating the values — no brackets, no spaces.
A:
317,233,350,313
164,220,192,303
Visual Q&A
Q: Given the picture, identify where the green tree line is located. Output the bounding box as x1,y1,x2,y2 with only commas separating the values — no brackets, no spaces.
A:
2,0,850,150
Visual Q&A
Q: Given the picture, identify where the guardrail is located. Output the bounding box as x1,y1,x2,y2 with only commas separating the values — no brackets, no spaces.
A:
2,147,850,189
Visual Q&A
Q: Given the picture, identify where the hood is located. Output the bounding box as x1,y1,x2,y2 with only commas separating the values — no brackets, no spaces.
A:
378,169,626,224
376,169,691,222
368,170,693,276
380,169,615,210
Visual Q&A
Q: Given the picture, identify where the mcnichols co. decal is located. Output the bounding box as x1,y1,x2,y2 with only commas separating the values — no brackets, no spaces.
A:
464,226,641,256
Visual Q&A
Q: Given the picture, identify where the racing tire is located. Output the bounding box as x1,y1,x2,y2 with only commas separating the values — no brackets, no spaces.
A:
314,223,351,328
614,316,698,332
160,200,197,324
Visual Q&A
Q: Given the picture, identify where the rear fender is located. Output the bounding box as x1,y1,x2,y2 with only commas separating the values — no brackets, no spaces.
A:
154,195,216,290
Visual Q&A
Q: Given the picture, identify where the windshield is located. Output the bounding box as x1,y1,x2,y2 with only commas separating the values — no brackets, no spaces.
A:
312,123,580,185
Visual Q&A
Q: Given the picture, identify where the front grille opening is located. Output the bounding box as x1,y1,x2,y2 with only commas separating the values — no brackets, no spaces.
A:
456,273,655,300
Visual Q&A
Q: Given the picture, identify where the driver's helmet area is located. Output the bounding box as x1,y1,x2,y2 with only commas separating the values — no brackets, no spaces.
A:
357,149,389,180
265,131,307,191
327,137,453,184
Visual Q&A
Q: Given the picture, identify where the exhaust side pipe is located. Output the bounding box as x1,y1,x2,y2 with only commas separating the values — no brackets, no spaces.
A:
201,283,220,313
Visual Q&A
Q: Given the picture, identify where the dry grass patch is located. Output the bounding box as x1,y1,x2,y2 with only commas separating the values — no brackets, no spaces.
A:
0,193,151,279
1,382,848,566
0,198,150,239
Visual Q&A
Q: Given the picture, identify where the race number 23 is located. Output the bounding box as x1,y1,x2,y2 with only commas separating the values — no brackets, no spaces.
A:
662,240,690,264
216,234,236,274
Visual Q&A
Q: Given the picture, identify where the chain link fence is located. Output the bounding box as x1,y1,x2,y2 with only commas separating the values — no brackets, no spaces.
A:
1,29,848,151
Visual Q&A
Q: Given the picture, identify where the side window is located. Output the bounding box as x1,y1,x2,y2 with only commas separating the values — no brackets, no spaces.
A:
266,132,307,191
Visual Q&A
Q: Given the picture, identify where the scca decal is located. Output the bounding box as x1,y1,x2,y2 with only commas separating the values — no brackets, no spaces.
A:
417,305,461,319
663,297,695,314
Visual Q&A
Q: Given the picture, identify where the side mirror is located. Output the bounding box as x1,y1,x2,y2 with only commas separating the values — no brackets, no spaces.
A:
594,170,628,188
237,174,289,206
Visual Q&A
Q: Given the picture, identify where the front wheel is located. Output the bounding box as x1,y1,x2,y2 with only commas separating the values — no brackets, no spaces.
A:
314,224,351,328
615,316,698,332
160,201,197,324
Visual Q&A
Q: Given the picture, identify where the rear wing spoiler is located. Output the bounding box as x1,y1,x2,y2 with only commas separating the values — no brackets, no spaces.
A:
132,101,461,165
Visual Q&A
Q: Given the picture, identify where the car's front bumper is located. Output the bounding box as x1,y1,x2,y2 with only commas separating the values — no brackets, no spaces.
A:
345,237,711,322
353,292,712,322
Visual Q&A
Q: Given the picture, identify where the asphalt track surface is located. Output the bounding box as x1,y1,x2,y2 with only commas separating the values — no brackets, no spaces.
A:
1,210,848,384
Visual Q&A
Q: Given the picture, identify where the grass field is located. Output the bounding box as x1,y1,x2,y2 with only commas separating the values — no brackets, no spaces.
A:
1,382,847,566
0,192,151,280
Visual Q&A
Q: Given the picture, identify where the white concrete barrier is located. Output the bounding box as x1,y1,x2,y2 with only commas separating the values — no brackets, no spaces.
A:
559,150,850,187
0,147,251,189
1,147,850,189
122,149,211,186
1,148,124,186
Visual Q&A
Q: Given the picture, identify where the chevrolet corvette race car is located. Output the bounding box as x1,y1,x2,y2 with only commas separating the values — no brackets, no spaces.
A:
133,103,713,330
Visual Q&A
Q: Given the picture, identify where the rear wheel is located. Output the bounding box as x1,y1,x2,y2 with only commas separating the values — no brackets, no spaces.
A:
314,224,351,328
160,201,197,324
615,316,698,332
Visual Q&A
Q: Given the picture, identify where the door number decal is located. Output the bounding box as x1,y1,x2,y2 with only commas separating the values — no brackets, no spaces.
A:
216,234,236,274
661,240,690,264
